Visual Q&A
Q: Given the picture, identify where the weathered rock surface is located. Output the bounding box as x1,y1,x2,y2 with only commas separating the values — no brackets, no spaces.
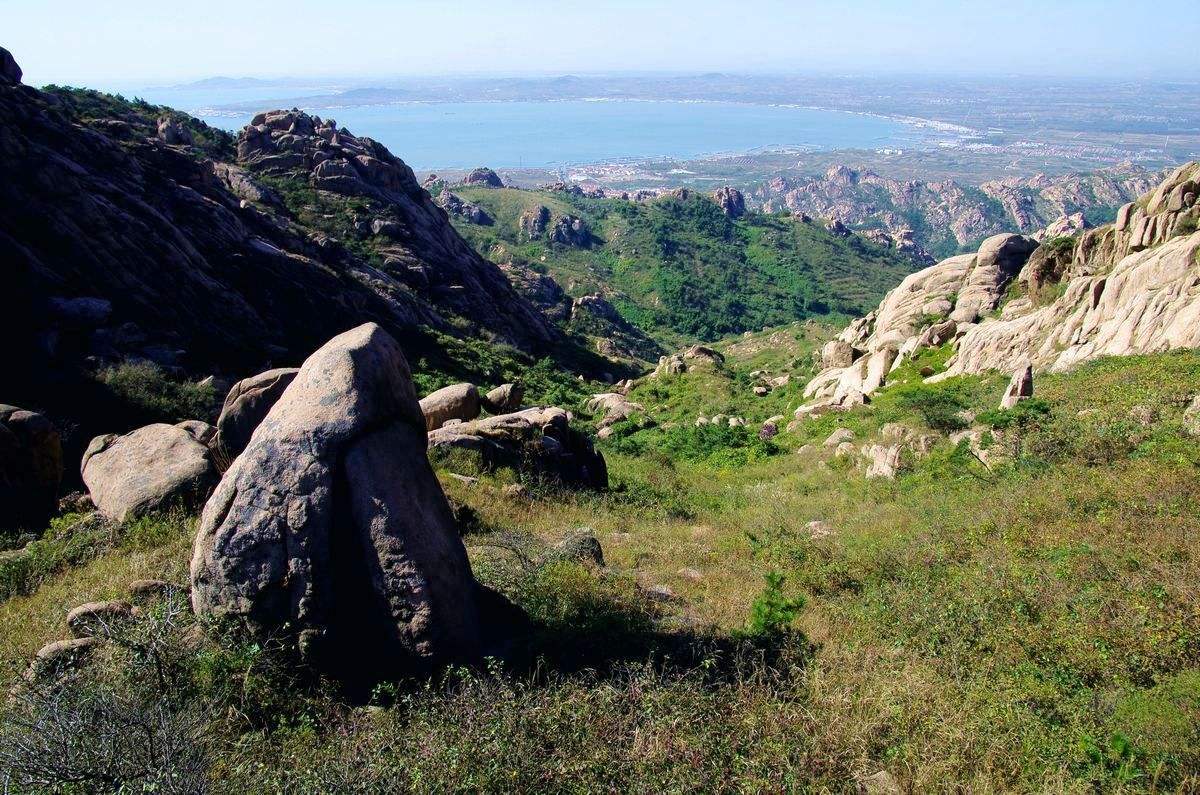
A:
518,205,552,240
712,186,746,219
587,393,644,429
428,406,607,490
3,74,556,451
0,405,62,532
420,383,482,431
798,163,1200,416
436,189,493,225
191,323,487,679
213,368,299,468
82,424,217,522
0,46,21,85
569,294,663,361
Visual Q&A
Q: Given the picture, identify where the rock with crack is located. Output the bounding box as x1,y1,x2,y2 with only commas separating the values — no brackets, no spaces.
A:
428,406,607,490
82,424,218,522
191,323,495,681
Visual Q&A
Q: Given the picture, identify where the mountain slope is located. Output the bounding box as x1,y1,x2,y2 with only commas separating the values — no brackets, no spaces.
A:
446,184,919,347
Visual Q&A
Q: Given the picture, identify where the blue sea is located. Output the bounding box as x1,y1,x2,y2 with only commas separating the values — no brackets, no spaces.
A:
104,83,949,170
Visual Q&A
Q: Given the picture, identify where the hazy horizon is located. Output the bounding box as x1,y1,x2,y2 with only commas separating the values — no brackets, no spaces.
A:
7,0,1200,87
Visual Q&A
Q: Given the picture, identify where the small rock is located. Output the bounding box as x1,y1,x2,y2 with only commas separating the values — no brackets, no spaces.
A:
647,584,675,602
30,637,100,679
129,579,179,603
1128,404,1157,427
807,520,834,540
858,770,900,795
678,567,702,581
824,427,855,448
502,483,529,500
66,600,133,638
554,529,604,566
753,385,770,397
1000,363,1033,409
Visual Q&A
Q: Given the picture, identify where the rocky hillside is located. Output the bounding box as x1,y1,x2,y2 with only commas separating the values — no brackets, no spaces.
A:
797,162,1200,415
440,182,919,349
754,164,1163,260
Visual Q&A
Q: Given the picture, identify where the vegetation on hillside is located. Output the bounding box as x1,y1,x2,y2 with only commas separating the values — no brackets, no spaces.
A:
452,187,916,346
5,341,1200,791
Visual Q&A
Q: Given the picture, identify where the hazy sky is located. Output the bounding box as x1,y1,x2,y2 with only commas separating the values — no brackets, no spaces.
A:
5,0,1199,86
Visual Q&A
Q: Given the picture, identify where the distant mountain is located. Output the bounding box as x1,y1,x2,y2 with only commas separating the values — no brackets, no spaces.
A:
754,164,1164,259
161,76,275,89
217,86,410,111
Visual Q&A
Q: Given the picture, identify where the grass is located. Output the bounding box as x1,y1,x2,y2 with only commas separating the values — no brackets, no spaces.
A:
3,350,1200,791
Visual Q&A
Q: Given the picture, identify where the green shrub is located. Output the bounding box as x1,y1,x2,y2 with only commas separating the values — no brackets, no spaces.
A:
892,382,971,432
742,572,806,639
95,362,217,423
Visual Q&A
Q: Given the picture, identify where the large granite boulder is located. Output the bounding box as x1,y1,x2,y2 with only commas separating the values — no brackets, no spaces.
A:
81,424,217,522
213,368,299,469
419,383,481,431
190,323,485,680
0,405,62,532
428,407,607,490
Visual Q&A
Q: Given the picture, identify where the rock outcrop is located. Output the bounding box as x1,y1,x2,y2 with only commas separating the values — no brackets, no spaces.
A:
82,424,218,522
191,323,487,680
0,46,20,85
213,368,299,468
797,163,1200,415
461,167,504,188
3,68,557,451
436,189,493,225
518,205,552,240
428,407,607,490
756,163,1162,259
797,233,1038,414
549,215,591,247
999,364,1033,409
0,405,62,532
568,294,663,361
712,186,746,219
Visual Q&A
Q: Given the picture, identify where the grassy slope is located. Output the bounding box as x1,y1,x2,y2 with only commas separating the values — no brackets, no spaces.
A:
4,348,1200,791
451,187,916,347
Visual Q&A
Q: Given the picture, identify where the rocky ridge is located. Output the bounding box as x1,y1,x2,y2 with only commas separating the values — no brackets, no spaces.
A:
797,163,1200,415
757,164,1163,259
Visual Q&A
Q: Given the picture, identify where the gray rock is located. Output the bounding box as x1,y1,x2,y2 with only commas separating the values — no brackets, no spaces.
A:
30,637,100,680
190,323,486,680
213,368,299,469
129,579,180,603
461,167,503,187
81,424,216,522
823,427,855,448
156,116,194,146
428,406,607,490
420,383,481,431
0,405,62,532
176,420,216,447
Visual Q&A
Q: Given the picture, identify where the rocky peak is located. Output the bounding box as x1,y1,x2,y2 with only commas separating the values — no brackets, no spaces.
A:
461,167,504,188
713,186,746,218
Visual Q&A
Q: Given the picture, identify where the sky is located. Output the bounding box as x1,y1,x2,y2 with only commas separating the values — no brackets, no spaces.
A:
4,0,1199,86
